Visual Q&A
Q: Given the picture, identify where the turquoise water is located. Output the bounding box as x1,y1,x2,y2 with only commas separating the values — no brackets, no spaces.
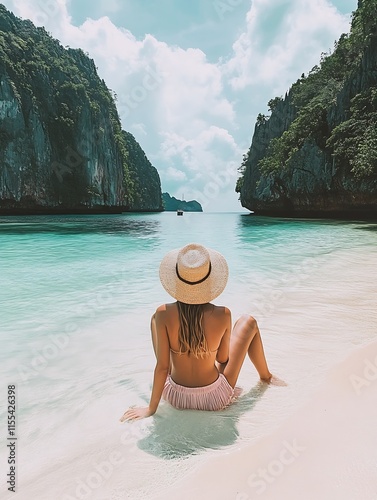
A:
1,212,376,499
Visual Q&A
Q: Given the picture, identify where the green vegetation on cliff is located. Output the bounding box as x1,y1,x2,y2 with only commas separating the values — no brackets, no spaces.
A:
0,5,162,213
258,0,377,179
236,0,377,217
328,87,377,178
123,131,163,211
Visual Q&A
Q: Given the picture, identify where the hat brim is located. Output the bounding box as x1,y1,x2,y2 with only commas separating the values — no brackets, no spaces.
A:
159,246,229,304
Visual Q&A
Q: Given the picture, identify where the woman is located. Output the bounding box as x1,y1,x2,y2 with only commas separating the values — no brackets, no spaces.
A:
120,243,282,422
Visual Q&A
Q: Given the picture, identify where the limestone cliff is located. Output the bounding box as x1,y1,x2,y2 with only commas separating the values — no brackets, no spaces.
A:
0,5,162,214
237,0,377,218
123,131,163,211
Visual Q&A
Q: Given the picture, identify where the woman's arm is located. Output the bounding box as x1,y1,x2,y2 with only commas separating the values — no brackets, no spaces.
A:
120,306,170,422
146,307,170,413
216,307,231,373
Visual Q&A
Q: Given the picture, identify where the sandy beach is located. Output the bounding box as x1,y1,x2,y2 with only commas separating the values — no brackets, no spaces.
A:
153,339,377,500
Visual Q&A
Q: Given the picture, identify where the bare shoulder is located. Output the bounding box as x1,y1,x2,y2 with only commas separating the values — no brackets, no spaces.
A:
212,304,231,317
155,304,168,323
155,304,167,314
155,302,177,316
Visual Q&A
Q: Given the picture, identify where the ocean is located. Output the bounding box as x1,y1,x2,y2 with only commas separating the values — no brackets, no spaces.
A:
1,212,376,499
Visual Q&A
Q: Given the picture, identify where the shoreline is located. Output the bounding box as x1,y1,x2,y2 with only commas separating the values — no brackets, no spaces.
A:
153,338,377,500
0,208,376,221
0,206,164,215
242,210,377,222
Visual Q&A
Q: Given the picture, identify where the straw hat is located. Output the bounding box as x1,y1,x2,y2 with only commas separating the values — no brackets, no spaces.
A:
159,243,229,304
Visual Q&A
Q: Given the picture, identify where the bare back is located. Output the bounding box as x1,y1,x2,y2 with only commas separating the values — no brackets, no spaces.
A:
162,302,231,387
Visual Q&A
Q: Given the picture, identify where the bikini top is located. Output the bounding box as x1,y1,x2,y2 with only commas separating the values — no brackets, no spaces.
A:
170,346,218,355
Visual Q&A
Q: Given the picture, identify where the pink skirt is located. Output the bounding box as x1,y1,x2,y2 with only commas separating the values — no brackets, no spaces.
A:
162,374,240,411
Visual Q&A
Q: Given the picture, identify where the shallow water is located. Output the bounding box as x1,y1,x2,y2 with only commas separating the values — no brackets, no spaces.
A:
0,213,376,499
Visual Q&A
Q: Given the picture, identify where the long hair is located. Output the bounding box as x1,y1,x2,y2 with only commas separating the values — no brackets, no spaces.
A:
176,301,211,358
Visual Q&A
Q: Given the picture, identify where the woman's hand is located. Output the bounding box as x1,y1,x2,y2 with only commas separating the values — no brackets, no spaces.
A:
119,406,154,422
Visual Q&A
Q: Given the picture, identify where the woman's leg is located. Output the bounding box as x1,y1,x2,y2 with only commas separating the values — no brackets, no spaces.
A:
223,315,272,388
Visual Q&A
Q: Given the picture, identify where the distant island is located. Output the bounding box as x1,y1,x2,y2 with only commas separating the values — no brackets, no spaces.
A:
162,193,203,212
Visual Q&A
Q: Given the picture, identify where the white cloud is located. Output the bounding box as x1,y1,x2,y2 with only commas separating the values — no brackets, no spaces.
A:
224,0,351,93
155,45,236,132
6,0,72,34
164,167,187,182
157,125,242,213
159,126,242,174
129,123,147,136
159,132,191,160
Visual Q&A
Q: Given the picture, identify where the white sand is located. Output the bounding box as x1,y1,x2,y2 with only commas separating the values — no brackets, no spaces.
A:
153,339,377,500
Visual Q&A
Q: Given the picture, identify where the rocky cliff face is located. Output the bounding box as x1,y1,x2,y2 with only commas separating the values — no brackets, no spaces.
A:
237,4,377,218
0,6,162,214
123,131,163,211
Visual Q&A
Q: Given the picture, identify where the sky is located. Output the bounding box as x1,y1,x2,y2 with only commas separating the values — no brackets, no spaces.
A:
1,0,357,211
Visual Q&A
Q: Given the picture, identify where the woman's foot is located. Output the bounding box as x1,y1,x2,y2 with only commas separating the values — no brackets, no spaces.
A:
261,374,287,386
